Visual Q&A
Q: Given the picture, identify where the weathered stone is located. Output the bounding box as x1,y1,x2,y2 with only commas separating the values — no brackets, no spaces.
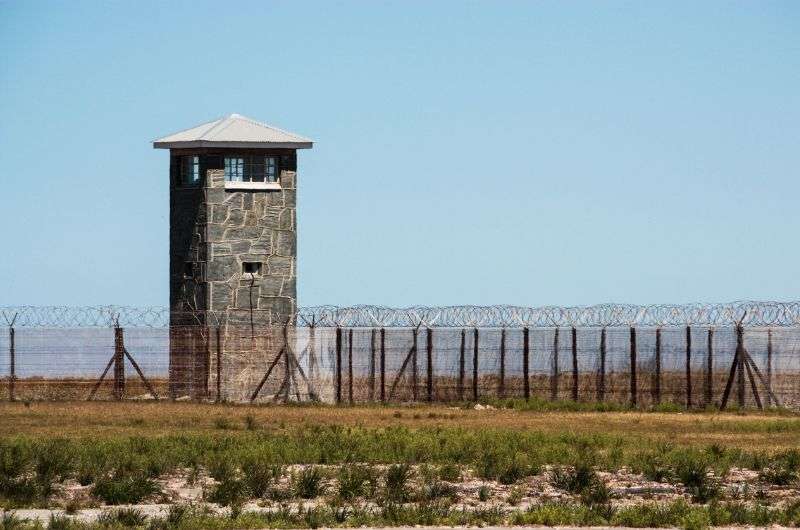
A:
224,226,262,241
206,255,238,281
206,188,225,205
236,287,259,309
226,209,245,228
263,206,282,227
244,210,260,227
280,171,296,189
211,242,231,257
209,282,233,307
230,240,251,254
207,223,226,243
282,189,296,207
223,193,243,209
278,208,294,230
211,204,229,224
258,296,294,316
267,255,293,277
250,236,272,255
274,230,295,257
280,277,296,298
243,193,254,210
259,276,283,297
266,191,285,207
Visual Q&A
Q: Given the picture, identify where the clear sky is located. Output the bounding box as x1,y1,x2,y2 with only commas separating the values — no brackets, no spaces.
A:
0,1,798,308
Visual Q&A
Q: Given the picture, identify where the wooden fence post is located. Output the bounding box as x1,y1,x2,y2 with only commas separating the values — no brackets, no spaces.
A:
335,327,342,404
426,328,433,402
550,328,559,401
571,327,578,401
630,327,637,407
766,328,773,407
523,327,530,400
499,328,506,399
472,328,479,401
597,328,606,402
737,324,746,408
348,328,354,404
654,328,661,404
380,327,386,403
458,329,466,400
705,328,713,407
686,326,692,409
113,325,125,400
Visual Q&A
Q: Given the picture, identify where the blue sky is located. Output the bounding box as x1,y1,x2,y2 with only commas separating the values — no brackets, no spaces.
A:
0,1,798,308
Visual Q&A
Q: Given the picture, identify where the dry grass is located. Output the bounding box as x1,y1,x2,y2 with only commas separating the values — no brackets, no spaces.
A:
0,401,798,451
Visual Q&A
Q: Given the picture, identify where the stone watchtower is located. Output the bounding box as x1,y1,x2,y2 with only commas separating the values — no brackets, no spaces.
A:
154,114,312,397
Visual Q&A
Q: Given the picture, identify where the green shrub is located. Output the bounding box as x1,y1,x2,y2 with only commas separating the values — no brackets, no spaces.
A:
384,464,411,502
241,459,279,498
478,485,490,502
92,472,159,505
293,466,324,499
336,465,375,500
208,476,249,507
97,507,147,527
438,463,461,482
674,455,720,503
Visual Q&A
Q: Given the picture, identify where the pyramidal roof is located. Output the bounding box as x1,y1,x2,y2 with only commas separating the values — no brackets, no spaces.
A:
153,113,313,149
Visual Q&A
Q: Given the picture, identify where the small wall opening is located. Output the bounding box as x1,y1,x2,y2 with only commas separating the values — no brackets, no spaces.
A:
242,262,262,276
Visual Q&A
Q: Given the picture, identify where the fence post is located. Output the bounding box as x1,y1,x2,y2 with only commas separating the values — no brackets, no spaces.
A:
766,328,773,407
113,325,125,400
335,327,342,404
458,329,466,400
597,328,606,402
426,328,433,402
630,326,637,407
654,328,661,405
499,328,506,399
571,327,578,401
550,327,559,401
705,328,713,407
8,319,16,402
348,328,354,404
523,327,530,400
685,326,692,409
369,328,376,402
411,327,418,402
380,327,386,403
736,324,746,408
215,324,222,403
472,328,479,401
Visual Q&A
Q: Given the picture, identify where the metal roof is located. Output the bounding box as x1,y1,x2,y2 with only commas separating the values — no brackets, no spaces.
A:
153,113,313,149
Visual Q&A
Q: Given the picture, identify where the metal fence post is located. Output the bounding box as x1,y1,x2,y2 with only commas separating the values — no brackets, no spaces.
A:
736,324,746,408
571,327,578,401
705,328,713,407
630,326,637,407
216,324,222,403
369,328,376,402
654,328,661,404
685,326,692,409
597,328,606,402
523,327,530,400
8,315,16,402
426,328,433,402
458,329,466,400
472,328,479,401
550,327,559,401
348,328,354,404
411,327,418,401
113,325,125,400
766,328,773,407
499,328,506,399
380,327,386,403
335,327,342,404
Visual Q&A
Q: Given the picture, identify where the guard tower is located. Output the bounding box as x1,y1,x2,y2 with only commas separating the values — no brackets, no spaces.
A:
154,114,312,398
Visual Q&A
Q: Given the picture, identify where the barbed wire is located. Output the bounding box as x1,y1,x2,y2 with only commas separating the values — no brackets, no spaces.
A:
1,301,800,328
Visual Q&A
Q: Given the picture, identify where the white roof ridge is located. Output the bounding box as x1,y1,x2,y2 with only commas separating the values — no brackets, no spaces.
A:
199,115,237,140
231,113,311,142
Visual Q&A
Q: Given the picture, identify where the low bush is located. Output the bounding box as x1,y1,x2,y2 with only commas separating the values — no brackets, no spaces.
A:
336,464,376,500
97,507,147,527
384,464,411,503
92,472,159,505
673,455,720,503
293,466,325,499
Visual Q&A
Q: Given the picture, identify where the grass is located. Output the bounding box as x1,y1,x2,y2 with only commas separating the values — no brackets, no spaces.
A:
0,501,797,529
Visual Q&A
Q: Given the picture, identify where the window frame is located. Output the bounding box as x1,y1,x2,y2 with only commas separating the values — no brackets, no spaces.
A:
177,155,201,187
224,155,280,184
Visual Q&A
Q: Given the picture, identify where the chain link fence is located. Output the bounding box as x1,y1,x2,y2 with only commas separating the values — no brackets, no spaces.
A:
1,303,799,409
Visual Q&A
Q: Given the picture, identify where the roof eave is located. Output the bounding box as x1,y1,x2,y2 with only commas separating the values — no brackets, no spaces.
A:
153,140,314,150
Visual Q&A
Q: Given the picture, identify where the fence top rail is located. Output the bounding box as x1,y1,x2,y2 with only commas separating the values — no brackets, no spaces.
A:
1,301,799,328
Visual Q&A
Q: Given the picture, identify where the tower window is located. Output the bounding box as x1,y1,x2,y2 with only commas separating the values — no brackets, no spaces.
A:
225,156,278,183
179,156,201,186
242,262,262,275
